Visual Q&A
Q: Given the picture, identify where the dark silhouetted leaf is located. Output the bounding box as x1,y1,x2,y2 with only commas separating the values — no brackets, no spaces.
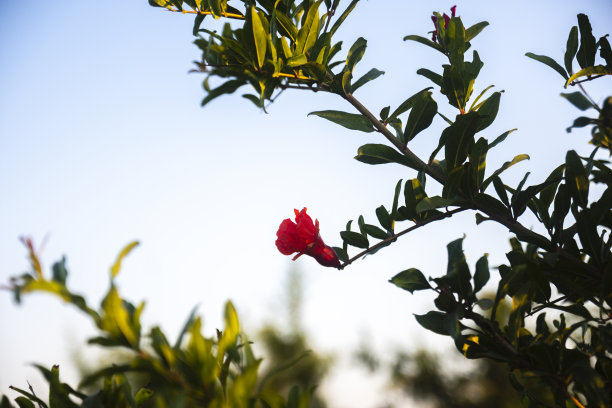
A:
308,110,374,132
526,52,568,80
390,268,431,293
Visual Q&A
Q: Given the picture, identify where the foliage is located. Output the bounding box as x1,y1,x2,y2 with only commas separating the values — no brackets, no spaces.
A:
146,1,612,406
2,238,316,407
3,1,612,407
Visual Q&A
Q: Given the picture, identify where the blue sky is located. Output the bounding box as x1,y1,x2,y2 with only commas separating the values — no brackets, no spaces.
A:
1,1,611,406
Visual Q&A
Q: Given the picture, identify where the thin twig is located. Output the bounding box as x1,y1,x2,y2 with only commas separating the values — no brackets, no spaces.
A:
166,7,245,20
342,92,446,184
569,75,605,86
340,208,467,268
577,82,602,113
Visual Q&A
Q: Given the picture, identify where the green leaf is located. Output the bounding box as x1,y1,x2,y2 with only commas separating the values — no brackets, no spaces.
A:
445,237,472,298
242,94,263,108
403,35,445,54
340,230,369,248
415,196,455,213
363,224,388,240
380,106,390,121
465,21,489,42
566,116,597,132
308,110,374,132
390,269,431,293
355,143,415,168
110,241,139,279
345,37,367,73
488,128,517,150
351,68,385,93
565,150,589,208
512,177,562,218
248,7,267,68
14,398,35,408
538,164,565,211
332,246,348,263
414,311,449,336
564,26,578,74
391,179,402,220
296,1,320,55
387,87,433,123
174,305,199,349
192,13,206,36
560,91,596,110
473,254,489,294
576,13,597,69
444,112,480,171
565,65,612,87
286,54,308,67
469,137,487,193
416,68,443,87
404,90,437,143
482,154,530,191
525,52,568,80
134,388,154,405
376,205,392,231
201,79,245,107
474,92,501,132
492,176,509,206
274,10,298,43
52,256,68,285
600,36,612,67
329,0,358,37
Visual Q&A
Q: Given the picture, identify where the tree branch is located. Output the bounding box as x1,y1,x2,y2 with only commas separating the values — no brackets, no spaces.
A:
340,208,467,269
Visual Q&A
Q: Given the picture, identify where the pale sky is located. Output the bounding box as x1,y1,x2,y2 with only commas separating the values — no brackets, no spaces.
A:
1,1,611,406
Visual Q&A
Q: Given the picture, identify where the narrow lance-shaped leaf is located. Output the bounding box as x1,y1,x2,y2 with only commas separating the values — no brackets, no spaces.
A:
403,34,445,54
415,196,455,213
565,150,589,208
482,154,530,191
560,91,596,110
576,13,597,69
600,36,612,67
416,68,443,87
469,137,487,193
329,0,359,36
525,52,568,80
308,110,374,132
387,87,434,124
110,241,139,279
473,254,489,294
351,68,385,93
465,21,489,42
391,179,403,221
355,143,416,169
249,6,267,68
404,91,437,143
296,1,320,55
474,92,501,132
564,26,578,74
201,79,246,107
488,128,517,150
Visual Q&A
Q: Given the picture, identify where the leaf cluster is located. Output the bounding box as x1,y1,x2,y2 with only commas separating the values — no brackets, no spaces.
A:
2,240,316,408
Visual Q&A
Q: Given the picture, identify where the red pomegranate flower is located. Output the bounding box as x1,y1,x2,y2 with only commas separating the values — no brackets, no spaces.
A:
275,208,341,268
431,5,457,43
